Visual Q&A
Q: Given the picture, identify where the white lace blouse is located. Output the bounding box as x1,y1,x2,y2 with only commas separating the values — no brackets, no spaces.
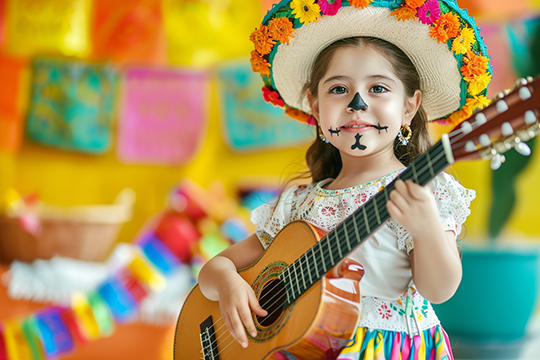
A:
251,170,475,335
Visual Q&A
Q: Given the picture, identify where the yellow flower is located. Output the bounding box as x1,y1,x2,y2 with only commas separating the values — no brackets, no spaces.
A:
465,95,490,113
465,72,492,96
291,0,321,24
451,27,475,55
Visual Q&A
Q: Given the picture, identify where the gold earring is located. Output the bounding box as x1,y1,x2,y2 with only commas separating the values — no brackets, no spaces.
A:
398,124,412,146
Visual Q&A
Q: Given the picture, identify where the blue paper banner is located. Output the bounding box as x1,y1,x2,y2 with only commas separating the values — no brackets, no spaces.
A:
217,61,314,152
26,58,118,154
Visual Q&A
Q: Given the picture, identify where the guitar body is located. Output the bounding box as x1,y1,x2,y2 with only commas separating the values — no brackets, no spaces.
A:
174,220,363,360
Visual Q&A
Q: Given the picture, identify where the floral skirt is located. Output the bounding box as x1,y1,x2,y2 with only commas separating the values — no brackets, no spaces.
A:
274,325,454,360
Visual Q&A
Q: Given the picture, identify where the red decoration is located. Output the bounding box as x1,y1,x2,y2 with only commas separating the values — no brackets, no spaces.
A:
155,213,201,264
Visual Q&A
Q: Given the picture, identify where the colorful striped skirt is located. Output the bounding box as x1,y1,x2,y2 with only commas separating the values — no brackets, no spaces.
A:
336,325,454,360
274,325,454,360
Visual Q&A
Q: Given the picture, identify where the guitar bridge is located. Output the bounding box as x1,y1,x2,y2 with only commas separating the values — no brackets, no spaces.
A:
200,316,220,360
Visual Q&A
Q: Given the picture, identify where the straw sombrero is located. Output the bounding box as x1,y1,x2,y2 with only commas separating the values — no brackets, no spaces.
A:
250,0,492,125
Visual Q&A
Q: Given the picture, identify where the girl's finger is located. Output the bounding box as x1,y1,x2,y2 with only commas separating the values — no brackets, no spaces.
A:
228,310,249,348
239,304,257,338
386,200,402,219
389,189,410,210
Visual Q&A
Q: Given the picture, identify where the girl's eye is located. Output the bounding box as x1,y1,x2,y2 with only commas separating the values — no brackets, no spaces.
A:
330,86,347,95
371,85,388,94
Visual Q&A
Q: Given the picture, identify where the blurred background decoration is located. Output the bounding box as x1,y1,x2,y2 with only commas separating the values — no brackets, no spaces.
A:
0,1,539,359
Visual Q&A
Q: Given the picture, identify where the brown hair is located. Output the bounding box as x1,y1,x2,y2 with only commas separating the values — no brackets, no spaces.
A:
300,36,431,183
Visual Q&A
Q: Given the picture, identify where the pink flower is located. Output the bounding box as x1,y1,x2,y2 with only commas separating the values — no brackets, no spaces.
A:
354,193,368,205
262,87,285,107
321,206,336,217
318,0,342,16
417,0,441,24
378,304,392,319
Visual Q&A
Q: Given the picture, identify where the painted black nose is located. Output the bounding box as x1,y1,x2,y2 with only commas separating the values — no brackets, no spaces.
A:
348,92,368,111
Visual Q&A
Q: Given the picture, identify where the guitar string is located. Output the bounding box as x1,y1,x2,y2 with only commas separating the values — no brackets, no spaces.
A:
202,149,448,357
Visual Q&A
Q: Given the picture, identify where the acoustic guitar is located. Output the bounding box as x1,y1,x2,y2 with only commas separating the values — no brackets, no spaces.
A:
174,77,540,360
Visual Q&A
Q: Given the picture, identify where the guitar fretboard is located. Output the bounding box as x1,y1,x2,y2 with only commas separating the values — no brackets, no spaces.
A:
280,140,449,308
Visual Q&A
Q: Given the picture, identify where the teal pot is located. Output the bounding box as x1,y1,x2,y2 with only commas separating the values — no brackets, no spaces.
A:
432,243,540,359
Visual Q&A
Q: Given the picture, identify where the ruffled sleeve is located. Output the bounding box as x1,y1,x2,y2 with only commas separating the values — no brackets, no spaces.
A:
250,185,298,249
390,172,476,254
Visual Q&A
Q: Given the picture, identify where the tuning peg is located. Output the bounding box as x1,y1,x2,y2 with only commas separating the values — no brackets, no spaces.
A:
527,76,534,83
490,153,505,170
525,110,537,125
493,92,505,101
519,86,532,100
516,78,528,87
475,112,487,126
496,99,509,113
501,122,513,136
515,142,532,156
461,121,473,134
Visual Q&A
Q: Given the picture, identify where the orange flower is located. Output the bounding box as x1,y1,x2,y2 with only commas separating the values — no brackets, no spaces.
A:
250,51,271,76
405,0,426,9
447,107,473,127
350,0,374,8
250,25,276,55
460,52,489,77
429,12,461,43
268,17,295,45
391,5,417,21
285,107,311,123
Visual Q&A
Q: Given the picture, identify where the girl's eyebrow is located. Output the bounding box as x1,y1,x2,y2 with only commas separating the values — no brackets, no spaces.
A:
322,74,397,85
322,75,350,85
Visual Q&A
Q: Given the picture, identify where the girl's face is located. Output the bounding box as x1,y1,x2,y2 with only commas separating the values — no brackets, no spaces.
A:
310,45,420,160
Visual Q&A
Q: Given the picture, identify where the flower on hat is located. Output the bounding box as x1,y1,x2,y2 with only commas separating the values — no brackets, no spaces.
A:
391,5,417,22
349,0,374,8
446,106,473,126
417,0,440,25
291,0,321,24
451,27,475,55
460,51,489,77
262,86,285,107
465,72,492,95
319,0,342,16
268,17,295,45
429,12,461,43
250,25,276,55
465,95,490,112
250,51,271,76
285,106,313,123
405,0,427,9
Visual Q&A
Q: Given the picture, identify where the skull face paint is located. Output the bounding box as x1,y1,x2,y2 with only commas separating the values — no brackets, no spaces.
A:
374,122,389,134
347,92,368,111
328,127,341,137
351,133,367,150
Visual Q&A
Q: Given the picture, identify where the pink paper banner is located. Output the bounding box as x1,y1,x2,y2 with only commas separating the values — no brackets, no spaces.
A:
117,67,208,165
477,21,517,97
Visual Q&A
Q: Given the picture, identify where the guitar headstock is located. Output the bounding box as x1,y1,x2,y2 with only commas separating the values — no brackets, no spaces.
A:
446,76,540,169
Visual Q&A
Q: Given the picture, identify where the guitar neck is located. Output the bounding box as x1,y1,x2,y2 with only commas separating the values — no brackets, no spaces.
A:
280,140,449,307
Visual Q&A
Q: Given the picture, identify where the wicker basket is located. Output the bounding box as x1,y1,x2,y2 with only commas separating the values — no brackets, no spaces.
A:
0,189,135,264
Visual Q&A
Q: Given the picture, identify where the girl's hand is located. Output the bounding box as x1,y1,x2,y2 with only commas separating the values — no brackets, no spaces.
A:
217,271,268,348
386,179,441,239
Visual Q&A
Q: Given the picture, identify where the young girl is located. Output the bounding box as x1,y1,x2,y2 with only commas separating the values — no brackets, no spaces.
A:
199,1,488,358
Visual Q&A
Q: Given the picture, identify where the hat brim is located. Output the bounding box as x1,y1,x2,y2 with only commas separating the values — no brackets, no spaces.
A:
272,6,462,121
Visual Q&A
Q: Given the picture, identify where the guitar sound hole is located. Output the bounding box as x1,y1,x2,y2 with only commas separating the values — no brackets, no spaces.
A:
257,278,286,327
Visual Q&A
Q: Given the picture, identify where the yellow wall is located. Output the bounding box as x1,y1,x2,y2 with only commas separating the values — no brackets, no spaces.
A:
0,80,309,244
